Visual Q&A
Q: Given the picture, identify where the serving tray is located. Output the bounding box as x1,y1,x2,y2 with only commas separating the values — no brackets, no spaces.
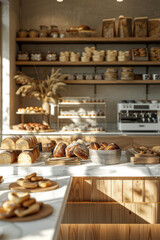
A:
9,181,59,192
0,204,53,222
126,148,160,164
45,156,81,165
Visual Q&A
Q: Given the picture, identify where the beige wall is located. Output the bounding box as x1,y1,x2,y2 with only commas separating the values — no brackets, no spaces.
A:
12,0,160,129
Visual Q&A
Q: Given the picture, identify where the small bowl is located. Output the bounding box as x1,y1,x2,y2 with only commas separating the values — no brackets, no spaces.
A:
89,148,121,165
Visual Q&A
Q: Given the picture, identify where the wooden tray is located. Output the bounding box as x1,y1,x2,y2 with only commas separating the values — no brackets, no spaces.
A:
0,204,53,222
126,148,160,164
45,156,81,165
11,126,55,133
9,181,59,192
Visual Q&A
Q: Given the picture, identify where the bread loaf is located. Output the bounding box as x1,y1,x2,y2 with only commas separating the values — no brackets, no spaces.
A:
18,151,35,164
149,19,160,37
134,17,148,37
73,144,89,160
118,16,132,37
53,142,67,157
0,150,17,164
65,143,79,158
1,137,17,149
16,137,32,150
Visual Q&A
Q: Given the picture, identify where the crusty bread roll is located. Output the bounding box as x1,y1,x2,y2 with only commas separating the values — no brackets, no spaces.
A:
18,151,35,164
65,143,79,158
73,144,89,160
0,150,17,164
53,142,67,158
89,142,100,150
1,137,17,149
152,146,160,155
16,137,32,150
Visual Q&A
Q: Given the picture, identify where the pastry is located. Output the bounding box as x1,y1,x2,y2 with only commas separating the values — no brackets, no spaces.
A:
25,172,37,180
30,176,43,182
73,144,89,160
0,207,15,219
22,198,36,207
2,200,21,211
38,180,52,188
53,142,67,158
17,178,25,187
14,202,40,217
22,180,38,189
8,192,30,204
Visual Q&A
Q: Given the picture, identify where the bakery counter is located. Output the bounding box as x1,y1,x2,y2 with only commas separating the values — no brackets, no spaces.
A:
0,175,72,240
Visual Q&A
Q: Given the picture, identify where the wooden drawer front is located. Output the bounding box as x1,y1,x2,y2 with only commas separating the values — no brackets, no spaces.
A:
68,177,160,203
59,224,160,240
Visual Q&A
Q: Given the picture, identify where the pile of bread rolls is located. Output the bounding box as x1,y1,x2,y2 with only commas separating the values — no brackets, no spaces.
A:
53,140,89,160
16,173,53,189
0,192,43,219
0,136,40,164
89,142,120,150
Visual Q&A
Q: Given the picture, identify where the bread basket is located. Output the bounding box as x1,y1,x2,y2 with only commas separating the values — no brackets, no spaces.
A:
89,148,121,165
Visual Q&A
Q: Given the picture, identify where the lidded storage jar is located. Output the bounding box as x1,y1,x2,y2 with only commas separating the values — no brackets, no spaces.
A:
49,25,59,38
39,25,48,37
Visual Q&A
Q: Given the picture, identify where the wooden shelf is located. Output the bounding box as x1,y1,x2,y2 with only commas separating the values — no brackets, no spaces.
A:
16,61,160,66
16,37,160,44
16,112,48,115
59,102,106,105
58,116,106,119
65,80,160,85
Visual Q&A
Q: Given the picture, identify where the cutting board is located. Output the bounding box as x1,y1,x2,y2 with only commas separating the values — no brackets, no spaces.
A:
9,181,59,193
0,204,53,222
127,148,160,164
45,156,81,165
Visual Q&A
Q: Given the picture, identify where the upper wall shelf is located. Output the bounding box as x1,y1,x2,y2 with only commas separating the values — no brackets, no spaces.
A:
16,37,160,44
65,80,160,85
16,61,160,66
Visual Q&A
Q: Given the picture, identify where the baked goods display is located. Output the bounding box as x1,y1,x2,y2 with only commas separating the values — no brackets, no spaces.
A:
121,67,134,80
150,47,160,61
118,16,132,37
12,123,50,131
53,140,89,160
0,136,40,164
1,136,38,150
133,17,148,37
89,142,120,150
66,25,96,37
9,172,59,192
102,18,116,38
105,68,118,80
17,107,46,114
0,176,3,183
0,192,44,219
132,48,148,60
42,140,56,152
149,19,160,37
58,97,106,132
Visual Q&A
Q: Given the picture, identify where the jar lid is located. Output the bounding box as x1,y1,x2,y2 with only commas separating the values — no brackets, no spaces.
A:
29,29,38,32
18,29,28,32
40,25,48,28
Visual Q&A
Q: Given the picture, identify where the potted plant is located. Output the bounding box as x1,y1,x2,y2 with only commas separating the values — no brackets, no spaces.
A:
15,68,67,114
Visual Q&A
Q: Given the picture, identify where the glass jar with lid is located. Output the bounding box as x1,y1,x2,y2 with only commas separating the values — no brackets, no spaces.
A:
28,29,39,38
49,25,59,38
39,25,48,38
45,51,57,61
17,29,28,38
30,52,42,61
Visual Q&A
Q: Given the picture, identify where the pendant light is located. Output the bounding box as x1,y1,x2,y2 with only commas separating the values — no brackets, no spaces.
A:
57,0,63,2
117,0,123,2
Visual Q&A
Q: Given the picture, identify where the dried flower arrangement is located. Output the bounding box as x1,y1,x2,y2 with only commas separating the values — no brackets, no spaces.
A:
15,68,67,104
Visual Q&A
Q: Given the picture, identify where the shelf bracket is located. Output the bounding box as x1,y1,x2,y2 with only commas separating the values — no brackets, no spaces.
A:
146,84,149,100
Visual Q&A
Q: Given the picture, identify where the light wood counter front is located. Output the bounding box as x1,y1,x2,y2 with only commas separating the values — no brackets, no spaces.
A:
58,177,160,240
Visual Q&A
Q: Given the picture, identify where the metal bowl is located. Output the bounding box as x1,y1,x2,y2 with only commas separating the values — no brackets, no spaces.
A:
89,148,121,165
